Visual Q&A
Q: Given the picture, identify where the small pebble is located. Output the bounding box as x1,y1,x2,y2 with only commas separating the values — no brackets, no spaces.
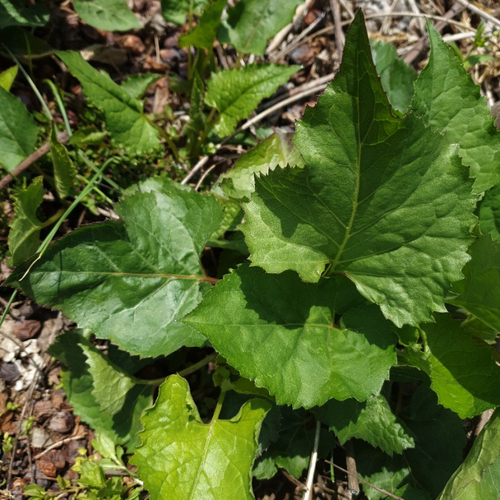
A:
49,411,74,434
31,427,52,449
13,320,41,340
0,362,21,382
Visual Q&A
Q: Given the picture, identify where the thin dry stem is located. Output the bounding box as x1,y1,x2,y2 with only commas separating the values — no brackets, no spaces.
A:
0,131,70,191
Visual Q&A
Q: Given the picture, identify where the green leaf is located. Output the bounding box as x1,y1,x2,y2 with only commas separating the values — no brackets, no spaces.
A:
421,314,500,418
450,235,500,331
8,177,44,266
78,460,107,489
73,0,141,32
206,64,299,137
183,70,205,152
461,315,498,344
56,51,160,153
120,73,162,100
208,191,244,246
48,331,153,449
371,40,416,113
218,0,303,56
8,184,223,358
219,391,280,456
355,441,431,500
356,385,465,499
160,0,210,25
317,394,415,455
254,407,334,479
50,124,75,199
180,0,226,50
23,484,47,498
479,184,500,242
243,11,476,327
82,345,141,417
412,21,500,193
438,409,500,500
130,375,271,500
184,265,397,408
68,126,107,147
0,27,52,58
0,0,48,29
0,65,17,91
355,442,413,500
402,385,466,498
0,85,38,172
220,131,304,200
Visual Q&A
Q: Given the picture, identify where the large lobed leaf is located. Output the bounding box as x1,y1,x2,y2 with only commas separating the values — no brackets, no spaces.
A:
0,85,38,172
8,183,223,357
413,20,500,193
131,375,270,500
206,63,299,136
218,0,303,55
184,265,397,408
243,11,476,327
57,51,159,153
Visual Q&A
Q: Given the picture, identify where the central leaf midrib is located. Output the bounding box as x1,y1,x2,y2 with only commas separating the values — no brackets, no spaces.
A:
36,270,213,282
331,87,362,270
187,420,217,500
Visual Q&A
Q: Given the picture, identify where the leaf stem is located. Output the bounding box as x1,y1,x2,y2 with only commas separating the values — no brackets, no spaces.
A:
39,208,66,229
76,174,114,205
145,116,180,161
139,353,217,386
0,291,18,332
38,158,117,256
44,79,72,136
195,108,218,155
211,386,227,421
179,352,217,377
77,152,123,195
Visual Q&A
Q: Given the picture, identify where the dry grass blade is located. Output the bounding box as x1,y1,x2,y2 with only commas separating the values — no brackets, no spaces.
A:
455,0,500,30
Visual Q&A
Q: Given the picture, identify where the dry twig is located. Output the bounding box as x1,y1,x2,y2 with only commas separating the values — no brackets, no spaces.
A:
0,131,70,191
344,440,359,498
330,0,345,56
302,421,321,500
327,460,406,500
455,0,500,30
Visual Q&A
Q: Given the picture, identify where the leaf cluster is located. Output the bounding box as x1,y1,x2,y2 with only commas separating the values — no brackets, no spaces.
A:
3,4,500,500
